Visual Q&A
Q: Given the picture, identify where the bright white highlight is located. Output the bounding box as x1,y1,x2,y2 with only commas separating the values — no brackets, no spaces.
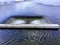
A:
30,20,41,24
11,20,26,24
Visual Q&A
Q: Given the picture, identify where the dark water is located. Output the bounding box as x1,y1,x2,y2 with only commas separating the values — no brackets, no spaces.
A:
0,2,60,45
0,29,51,45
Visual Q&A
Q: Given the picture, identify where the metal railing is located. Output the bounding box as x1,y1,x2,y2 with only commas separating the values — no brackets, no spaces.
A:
0,24,59,30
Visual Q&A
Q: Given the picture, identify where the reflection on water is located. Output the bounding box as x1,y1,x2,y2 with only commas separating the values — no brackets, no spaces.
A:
5,30,48,45
0,29,59,45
